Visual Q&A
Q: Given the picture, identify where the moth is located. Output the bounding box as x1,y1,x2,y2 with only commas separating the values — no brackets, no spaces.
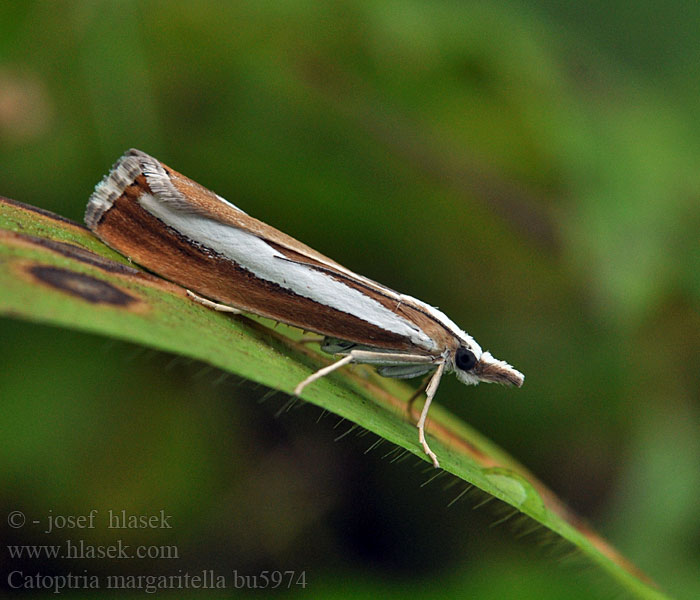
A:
86,149,524,468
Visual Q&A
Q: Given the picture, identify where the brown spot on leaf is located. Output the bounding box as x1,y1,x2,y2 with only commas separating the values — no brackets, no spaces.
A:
28,265,137,306
27,237,141,275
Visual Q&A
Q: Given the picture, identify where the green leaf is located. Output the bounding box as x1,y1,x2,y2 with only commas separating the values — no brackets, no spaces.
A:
0,196,669,600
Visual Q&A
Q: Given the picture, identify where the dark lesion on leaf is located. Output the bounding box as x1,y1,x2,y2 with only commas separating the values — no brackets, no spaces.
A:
0,199,140,275
27,265,138,306
27,237,141,275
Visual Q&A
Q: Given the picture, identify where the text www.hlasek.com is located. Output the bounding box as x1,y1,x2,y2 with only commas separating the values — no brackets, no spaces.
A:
7,539,178,560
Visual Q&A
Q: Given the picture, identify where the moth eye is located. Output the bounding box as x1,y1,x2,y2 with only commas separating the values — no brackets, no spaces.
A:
455,347,477,371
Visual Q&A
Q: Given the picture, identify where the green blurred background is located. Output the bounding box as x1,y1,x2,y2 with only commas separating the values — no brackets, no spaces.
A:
1,1,698,598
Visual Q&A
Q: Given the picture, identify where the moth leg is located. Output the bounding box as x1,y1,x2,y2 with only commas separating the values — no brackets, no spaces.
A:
296,347,445,468
416,361,446,469
186,289,241,314
293,348,430,395
406,373,433,420
294,354,354,396
295,349,437,398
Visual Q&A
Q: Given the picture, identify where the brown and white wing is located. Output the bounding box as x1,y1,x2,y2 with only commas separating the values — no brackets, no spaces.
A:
86,149,448,354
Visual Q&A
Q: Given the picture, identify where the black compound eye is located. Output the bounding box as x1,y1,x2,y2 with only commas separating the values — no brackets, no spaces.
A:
455,347,477,371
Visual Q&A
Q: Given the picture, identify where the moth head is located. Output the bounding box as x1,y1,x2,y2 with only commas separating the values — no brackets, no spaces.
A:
452,345,524,388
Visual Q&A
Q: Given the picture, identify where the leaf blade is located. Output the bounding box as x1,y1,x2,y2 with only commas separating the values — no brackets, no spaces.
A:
0,196,668,600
